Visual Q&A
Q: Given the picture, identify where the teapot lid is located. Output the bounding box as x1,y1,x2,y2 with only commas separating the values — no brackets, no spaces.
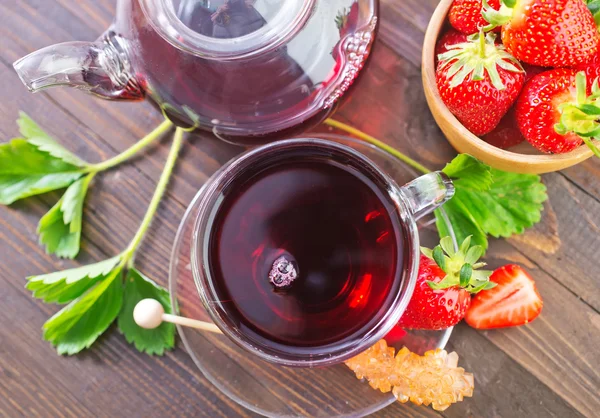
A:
141,0,314,59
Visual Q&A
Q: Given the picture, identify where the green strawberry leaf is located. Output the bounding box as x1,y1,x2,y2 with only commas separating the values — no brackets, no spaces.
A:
118,269,175,355
17,112,87,167
457,169,547,238
26,256,122,304
37,173,94,259
0,114,88,204
435,160,547,252
442,154,493,191
43,266,124,355
0,159,83,205
435,197,488,251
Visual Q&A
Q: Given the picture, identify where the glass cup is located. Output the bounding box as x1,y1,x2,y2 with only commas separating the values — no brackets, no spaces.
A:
187,138,454,367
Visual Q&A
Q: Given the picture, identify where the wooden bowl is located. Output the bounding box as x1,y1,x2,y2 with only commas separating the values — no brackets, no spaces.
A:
422,0,594,174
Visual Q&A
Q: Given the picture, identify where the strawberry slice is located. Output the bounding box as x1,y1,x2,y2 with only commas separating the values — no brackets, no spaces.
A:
465,264,543,329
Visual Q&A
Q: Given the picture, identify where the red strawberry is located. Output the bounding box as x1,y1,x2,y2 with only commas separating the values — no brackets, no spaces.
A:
483,0,599,67
482,64,546,149
398,237,494,330
575,45,600,82
435,29,469,58
449,0,501,34
515,69,600,154
482,107,524,149
465,265,543,329
522,63,547,84
437,32,524,136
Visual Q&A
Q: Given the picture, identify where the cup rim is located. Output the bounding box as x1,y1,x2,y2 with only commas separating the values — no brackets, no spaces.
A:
190,138,420,367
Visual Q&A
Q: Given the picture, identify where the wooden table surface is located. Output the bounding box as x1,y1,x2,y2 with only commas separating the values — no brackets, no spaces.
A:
1,1,598,417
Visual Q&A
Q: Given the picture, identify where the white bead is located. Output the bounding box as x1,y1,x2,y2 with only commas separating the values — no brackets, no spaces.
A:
133,298,164,329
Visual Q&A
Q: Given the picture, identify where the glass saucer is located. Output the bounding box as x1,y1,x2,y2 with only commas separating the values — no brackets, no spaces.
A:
169,134,455,417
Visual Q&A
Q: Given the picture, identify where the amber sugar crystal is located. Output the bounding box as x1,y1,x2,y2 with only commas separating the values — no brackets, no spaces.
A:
345,340,474,411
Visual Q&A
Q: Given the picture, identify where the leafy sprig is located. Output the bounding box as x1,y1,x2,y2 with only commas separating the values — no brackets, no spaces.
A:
324,119,548,252
0,113,172,258
20,123,184,356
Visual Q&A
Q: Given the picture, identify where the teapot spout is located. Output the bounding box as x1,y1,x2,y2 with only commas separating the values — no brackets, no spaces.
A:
13,33,144,101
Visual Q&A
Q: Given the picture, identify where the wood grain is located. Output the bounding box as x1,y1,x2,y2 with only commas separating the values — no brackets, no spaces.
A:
0,0,598,417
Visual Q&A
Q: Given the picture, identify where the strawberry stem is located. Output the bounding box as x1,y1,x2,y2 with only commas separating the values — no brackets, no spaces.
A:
322,119,432,174
483,0,514,31
478,30,486,59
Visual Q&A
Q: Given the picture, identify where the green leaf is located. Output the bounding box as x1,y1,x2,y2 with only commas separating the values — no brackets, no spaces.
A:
118,269,175,355
465,245,484,265
457,169,547,238
442,154,493,192
43,267,123,355
37,173,94,258
440,236,456,256
420,247,434,259
458,236,472,254
17,113,87,167
0,114,88,204
435,198,488,252
432,246,446,271
0,164,83,205
26,256,122,304
459,264,473,287
435,165,547,253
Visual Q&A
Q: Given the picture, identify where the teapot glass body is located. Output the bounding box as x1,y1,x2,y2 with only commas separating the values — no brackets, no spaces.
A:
14,0,379,144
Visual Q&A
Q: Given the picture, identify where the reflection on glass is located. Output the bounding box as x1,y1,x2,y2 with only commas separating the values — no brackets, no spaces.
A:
177,0,283,39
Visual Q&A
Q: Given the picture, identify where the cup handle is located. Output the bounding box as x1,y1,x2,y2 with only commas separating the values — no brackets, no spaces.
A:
397,172,455,221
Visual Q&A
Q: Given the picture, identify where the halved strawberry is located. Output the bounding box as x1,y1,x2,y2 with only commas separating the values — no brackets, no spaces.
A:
483,0,599,67
465,264,543,329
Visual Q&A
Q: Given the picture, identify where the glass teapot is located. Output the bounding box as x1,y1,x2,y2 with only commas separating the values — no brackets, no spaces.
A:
13,0,378,144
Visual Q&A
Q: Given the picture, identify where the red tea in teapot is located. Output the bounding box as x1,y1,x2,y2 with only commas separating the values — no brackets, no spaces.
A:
14,0,378,144
207,153,406,349
128,0,378,143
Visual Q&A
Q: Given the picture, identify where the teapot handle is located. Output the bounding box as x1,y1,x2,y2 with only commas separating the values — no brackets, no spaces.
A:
397,172,455,221
13,31,144,101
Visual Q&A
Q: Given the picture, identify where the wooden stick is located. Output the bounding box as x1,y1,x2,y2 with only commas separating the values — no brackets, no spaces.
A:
133,298,223,334
161,313,222,334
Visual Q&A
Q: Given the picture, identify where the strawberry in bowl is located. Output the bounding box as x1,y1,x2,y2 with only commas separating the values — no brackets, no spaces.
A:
422,0,600,173
436,32,524,136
